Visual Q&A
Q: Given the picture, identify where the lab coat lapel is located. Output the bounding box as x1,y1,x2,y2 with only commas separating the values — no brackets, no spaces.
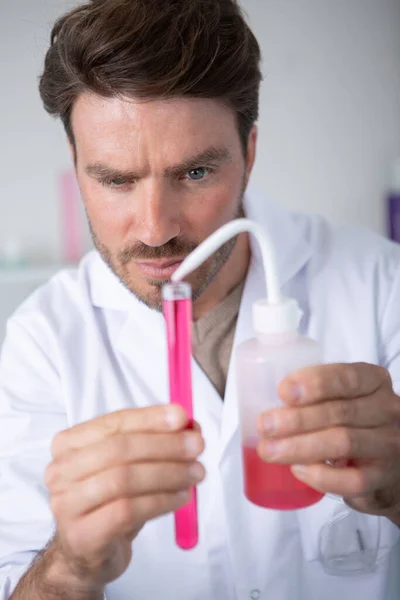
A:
115,305,170,409
90,255,170,409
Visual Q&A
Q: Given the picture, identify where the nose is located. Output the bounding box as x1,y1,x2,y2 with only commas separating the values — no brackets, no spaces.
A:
135,180,180,247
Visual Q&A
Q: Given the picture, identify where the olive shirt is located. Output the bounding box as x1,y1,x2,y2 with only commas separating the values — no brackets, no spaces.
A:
192,281,245,399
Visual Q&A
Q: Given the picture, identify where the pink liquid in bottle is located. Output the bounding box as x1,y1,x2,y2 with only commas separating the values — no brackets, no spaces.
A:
163,282,198,550
243,442,323,510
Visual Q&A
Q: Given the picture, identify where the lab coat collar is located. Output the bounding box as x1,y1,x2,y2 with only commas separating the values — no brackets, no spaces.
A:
88,187,313,313
243,185,313,287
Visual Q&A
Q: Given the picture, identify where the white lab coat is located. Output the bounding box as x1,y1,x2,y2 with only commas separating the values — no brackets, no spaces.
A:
0,189,399,600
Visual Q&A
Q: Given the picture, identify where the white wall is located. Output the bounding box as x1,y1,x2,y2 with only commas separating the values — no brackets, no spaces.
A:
247,0,400,234
1,0,399,264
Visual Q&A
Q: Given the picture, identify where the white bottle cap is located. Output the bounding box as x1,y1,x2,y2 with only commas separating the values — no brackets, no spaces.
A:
253,297,303,335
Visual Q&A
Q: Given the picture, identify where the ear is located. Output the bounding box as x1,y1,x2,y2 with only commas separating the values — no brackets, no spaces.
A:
245,125,258,182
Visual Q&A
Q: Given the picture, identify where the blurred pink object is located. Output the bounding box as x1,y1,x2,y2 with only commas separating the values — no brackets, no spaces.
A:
162,282,198,550
59,170,84,263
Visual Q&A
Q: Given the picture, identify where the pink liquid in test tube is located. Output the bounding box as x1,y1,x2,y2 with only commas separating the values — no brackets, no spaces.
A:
162,282,198,550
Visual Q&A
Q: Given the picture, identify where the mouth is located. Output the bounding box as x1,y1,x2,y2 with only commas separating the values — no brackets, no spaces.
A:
135,258,185,280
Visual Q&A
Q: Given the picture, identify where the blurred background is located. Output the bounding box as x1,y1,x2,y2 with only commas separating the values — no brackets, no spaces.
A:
0,0,399,343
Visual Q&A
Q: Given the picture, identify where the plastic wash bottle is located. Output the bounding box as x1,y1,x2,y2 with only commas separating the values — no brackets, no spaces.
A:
172,218,324,510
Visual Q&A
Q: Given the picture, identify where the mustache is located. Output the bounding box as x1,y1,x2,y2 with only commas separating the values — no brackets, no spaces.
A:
118,237,199,266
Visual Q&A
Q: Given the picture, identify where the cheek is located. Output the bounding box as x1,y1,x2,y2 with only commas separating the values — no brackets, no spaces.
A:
184,181,242,238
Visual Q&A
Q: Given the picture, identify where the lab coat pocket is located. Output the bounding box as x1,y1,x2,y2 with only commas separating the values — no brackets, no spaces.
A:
297,495,400,576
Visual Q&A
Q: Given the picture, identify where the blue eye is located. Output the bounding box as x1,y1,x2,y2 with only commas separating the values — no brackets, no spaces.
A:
187,167,208,180
110,178,128,186
99,177,131,190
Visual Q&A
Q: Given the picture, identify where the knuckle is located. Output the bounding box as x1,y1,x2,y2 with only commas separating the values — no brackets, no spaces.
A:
329,400,355,426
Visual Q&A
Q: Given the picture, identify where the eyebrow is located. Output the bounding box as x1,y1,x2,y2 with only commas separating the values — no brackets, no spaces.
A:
85,146,233,181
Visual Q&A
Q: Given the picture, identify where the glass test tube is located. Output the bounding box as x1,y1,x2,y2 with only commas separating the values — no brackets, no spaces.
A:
162,281,198,550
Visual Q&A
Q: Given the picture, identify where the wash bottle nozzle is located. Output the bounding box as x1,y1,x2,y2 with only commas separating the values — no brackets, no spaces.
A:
172,218,302,335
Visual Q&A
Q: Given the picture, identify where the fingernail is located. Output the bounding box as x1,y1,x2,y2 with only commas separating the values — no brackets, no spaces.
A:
262,413,278,435
292,464,307,478
262,440,282,460
288,384,304,403
189,462,204,482
184,433,201,456
165,406,180,428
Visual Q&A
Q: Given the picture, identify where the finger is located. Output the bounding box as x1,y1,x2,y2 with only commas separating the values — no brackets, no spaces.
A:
257,427,399,465
62,490,190,559
50,461,205,519
52,405,188,459
289,463,384,497
47,430,205,491
279,363,392,406
257,391,400,438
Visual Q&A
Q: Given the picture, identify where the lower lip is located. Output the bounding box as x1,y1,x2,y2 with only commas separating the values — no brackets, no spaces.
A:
136,261,184,279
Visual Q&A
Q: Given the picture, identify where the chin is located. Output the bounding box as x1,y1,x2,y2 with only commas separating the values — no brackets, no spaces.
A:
116,270,162,311
134,285,164,312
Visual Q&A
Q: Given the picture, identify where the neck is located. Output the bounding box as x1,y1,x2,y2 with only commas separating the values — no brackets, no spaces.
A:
192,232,250,320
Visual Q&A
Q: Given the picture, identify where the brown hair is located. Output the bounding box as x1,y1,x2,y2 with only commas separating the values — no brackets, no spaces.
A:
39,0,262,155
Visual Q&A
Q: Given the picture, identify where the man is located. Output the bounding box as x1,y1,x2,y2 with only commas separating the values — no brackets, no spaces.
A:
0,0,399,598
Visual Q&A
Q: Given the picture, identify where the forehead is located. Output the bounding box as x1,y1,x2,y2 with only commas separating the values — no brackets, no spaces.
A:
71,94,240,160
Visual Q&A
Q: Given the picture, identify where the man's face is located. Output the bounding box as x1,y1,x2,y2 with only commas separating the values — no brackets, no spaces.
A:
71,95,256,310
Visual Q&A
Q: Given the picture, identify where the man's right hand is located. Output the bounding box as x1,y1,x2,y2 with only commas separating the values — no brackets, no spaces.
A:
44,405,205,593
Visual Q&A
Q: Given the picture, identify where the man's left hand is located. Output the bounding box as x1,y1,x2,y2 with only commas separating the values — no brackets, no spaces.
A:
256,363,400,525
